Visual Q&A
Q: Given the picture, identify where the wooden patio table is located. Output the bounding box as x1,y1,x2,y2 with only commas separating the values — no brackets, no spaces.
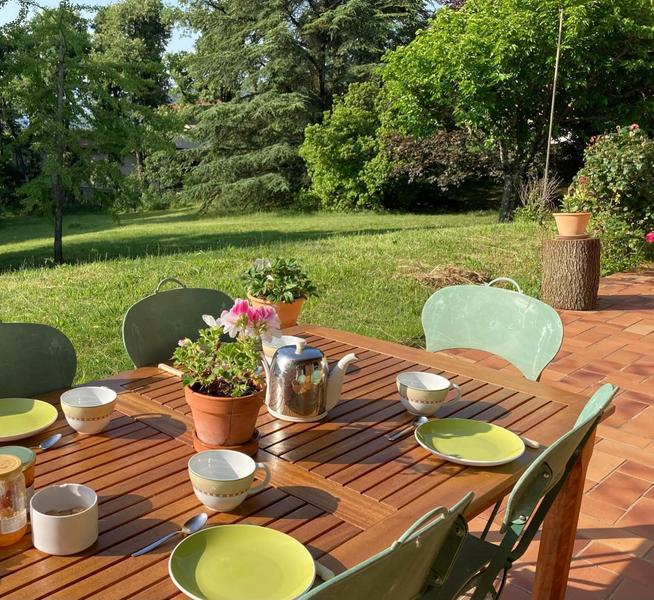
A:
0,324,602,600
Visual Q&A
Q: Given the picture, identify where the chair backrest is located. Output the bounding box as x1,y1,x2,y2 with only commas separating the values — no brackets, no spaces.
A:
0,323,77,397
122,277,233,367
504,383,617,530
421,279,563,381
300,493,473,600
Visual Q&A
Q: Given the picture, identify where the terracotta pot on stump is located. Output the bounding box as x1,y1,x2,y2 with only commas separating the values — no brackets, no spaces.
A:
553,212,592,237
184,386,265,455
247,293,305,328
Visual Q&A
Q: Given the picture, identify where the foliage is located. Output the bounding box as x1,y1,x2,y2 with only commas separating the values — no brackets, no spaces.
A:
383,0,654,220
301,80,387,211
93,0,178,182
181,0,430,210
589,210,647,275
9,1,141,261
514,175,561,224
242,258,317,303
173,299,278,397
573,126,654,228
384,129,497,192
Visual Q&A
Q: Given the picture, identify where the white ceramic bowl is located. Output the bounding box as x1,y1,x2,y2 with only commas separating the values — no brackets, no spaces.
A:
30,483,98,555
396,372,461,417
60,386,117,434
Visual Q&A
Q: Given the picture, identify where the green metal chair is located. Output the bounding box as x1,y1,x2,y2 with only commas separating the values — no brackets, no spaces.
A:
421,278,563,381
0,323,77,397
300,493,473,600
122,277,233,367
432,383,618,600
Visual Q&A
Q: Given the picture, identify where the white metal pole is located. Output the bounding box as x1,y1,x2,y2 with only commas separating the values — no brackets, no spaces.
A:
543,8,564,201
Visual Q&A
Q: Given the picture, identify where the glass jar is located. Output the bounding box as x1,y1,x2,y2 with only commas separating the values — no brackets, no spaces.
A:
0,446,36,502
0,454,27,546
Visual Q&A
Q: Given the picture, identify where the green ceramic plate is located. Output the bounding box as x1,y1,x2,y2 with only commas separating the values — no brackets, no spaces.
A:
169,525,315,600
0,398,58,442
415,418,525,467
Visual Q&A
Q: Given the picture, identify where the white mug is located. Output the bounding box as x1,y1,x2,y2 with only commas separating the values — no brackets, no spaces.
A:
397,372,462,416
30,484,98,555
188,450,272,511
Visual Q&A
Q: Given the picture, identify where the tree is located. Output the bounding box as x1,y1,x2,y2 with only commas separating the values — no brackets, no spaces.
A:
11,2,137,262
182,0,430,209
301,79,388,210
384,0,654,220
93,0,174,180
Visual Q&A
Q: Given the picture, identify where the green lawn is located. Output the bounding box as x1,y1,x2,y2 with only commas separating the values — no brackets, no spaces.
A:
0,209,545,383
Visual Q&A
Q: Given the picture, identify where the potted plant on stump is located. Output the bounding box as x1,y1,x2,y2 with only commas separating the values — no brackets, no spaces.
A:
173,299,279,454
553,177,593,237
242,258,317,328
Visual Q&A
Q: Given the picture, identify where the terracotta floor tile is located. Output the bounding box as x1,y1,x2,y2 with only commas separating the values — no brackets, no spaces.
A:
587,471,651,511
605,349,646,366
620,407,654,437
619,461,654,484
602,397,650,428
608,313,644,327
586,450,626,483
596,424,650,449
608,578,654,600
616,498,654,541
577,541,654,586
565,561,621,599
580,494,627,524
624,322,654,336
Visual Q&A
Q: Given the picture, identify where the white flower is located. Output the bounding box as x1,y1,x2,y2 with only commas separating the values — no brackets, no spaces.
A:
202,314,218,328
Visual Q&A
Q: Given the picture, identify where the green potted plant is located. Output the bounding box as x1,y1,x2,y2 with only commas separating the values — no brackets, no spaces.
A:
553,177,593,236
242,258,317,328
173,299,279,450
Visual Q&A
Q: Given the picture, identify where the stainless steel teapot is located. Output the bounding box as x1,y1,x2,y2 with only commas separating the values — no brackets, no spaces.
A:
262,339,357,422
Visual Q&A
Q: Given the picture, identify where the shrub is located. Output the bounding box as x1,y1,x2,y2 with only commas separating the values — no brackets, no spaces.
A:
574,125,654,228
242,258,317,303
514,175,561,224
300,80,388,211
589,210,647,275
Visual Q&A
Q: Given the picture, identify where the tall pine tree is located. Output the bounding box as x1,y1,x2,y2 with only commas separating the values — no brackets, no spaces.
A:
182,0,429,209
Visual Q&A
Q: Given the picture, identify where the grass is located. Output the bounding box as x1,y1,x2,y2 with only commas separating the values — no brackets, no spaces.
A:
0,208,546,383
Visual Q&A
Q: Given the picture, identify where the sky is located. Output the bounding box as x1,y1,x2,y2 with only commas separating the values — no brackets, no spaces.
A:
0,0,198,53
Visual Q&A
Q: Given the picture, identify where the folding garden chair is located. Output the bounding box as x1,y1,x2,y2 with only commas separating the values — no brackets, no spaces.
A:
0,322,77,397
421,278,563,381
122,277,233,367
431,383,617,600
300,493,473,600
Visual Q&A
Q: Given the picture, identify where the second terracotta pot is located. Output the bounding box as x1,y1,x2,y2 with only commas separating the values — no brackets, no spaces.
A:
553,212,591,237
184,386,264,447
247,293,305,328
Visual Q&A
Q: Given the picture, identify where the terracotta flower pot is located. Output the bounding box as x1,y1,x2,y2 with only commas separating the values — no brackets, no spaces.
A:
184,386,264,447
247,293,305,328
553,212,592,237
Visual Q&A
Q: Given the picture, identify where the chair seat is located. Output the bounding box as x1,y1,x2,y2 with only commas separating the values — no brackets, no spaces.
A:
430,533,497,599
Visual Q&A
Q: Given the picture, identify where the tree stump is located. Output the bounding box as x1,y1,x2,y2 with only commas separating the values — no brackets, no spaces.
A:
541,237,601,310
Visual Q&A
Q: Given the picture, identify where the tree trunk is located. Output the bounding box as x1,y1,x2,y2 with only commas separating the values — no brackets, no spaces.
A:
135,150,144,180
53,14,66,264
541,237,601,310
499,168,521,222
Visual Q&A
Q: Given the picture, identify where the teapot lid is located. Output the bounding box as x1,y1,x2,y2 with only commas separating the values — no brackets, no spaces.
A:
274,339,324,362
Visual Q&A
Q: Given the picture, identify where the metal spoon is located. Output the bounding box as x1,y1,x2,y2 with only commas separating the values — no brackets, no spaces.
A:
32,433,62,451
131,513,208,557
386,416,429,441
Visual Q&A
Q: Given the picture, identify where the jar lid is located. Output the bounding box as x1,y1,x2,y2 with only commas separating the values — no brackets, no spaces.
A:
0,454,22,478
0,446,36,469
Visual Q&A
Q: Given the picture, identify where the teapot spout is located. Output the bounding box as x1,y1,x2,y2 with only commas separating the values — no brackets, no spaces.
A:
325,353,358,412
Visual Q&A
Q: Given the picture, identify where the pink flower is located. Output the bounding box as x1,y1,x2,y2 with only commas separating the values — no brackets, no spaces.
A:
645,232,654,244
629,124,640,131
216,299,280,339
202,314,218,328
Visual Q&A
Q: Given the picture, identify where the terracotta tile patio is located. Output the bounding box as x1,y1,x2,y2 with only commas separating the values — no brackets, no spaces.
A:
450,270,654,599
